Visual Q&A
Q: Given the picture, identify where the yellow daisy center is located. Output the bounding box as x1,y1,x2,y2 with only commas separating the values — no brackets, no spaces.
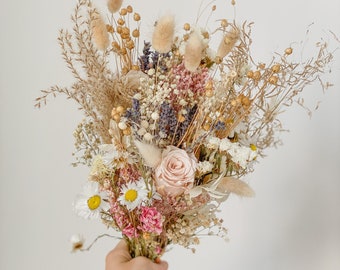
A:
87,195,101,210
250,144,257,151
125,189,138,202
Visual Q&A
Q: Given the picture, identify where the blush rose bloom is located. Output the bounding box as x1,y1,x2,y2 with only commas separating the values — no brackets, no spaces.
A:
155,146,197,197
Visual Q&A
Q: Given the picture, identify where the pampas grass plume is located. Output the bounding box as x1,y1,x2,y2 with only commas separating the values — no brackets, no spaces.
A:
216,28,239,59
91,12,110,51
134,140,162,168
107,0,123,13
184,32,203,72
152,14,175,53
217,177,255,197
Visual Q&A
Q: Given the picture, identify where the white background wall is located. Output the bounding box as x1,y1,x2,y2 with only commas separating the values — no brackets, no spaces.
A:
1,0,339,269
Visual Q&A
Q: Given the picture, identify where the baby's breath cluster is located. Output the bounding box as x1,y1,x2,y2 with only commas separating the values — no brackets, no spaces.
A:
72,120,100,167
167,206,228,252
36,0,335,262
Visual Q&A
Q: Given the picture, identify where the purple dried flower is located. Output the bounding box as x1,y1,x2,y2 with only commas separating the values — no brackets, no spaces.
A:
159,102,177,138
125,98,141,125
178,105,197,138
138,41,170,72
214,121,226,131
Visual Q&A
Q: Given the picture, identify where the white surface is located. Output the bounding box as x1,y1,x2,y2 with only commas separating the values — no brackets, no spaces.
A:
1,0,339,269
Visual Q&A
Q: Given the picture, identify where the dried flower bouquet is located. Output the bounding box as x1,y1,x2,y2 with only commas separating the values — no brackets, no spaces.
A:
36,0,335,261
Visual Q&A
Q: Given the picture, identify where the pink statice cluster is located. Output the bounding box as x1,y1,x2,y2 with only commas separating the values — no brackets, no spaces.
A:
172,63,210,96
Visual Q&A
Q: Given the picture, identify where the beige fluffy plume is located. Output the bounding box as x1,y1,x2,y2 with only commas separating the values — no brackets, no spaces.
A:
152,14,175,53
107,0,123,13
91,12,110,51
134,140,162,168
217,177,255,197
216,28,239,60
184,32,203,72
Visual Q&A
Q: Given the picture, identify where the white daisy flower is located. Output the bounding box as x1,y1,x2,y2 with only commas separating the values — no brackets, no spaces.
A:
118,179,149,211
74,182,108,220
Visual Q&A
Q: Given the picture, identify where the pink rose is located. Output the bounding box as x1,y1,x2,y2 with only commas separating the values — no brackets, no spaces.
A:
155,146,197,197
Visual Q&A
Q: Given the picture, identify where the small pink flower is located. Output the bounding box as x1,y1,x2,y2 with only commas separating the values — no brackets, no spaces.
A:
155,146,197,197
139,206,163,234
156,245,163,255
123,224,139,239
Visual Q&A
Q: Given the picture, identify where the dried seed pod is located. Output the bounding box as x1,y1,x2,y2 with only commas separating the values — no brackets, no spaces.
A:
241,96,251,107
116,26,123,34
117,18,125,25
133,13,141,21
120,47,127,55
269,75,278,84
122,27,130,35
258,63,266,69
120,8,127,16
132,29,140,38
285,47,293,55
253,70,261,80
246,70,254,78
126,40,135,50
106,24,114,33
221,19,228,28
202,31,209,39
271,64,281,73
112,41,120,50
183,23,190,31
